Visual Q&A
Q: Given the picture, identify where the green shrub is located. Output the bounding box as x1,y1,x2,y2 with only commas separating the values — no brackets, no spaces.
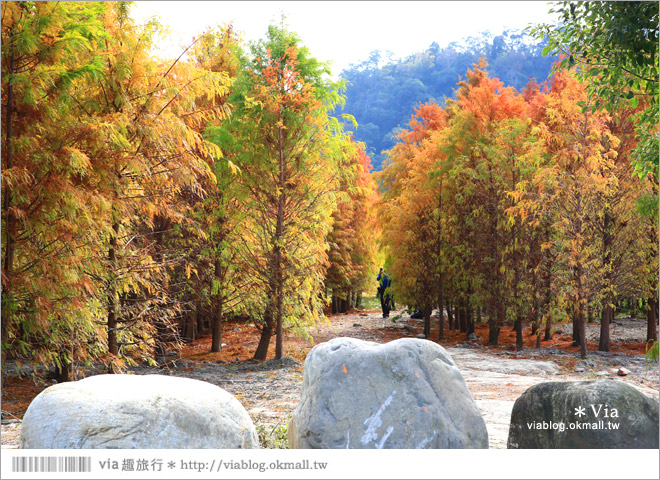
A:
256,422,289,449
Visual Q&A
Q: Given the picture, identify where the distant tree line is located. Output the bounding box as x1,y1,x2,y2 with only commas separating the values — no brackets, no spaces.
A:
339,30,558,170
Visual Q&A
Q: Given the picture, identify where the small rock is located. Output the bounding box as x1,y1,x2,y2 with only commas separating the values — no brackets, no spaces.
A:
467,333,477,341
594,370,610,376
415,333,426,339
232,328,241,332
353,323,362,327
403,325,415,332
575,367,585,373
617,367,631,376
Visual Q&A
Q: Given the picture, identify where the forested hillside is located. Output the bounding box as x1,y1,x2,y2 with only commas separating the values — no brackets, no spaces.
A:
339,30,558,170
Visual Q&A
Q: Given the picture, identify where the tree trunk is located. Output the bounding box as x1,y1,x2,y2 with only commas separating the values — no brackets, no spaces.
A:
107,219,120,359
544,313,553,341
572,303,580,346
255,250,280,361
515,314,523,351
254,316,273,361
488,303,502,345
210,299,222,351
598,305,611,352
458,301,467,333
465,306,474,339
423,305,431,338
197,310,206,335
576,263,587,359
211,259,223,352
273,122,286,361
152,217,170,362
437,291,445,341
192,308,199,341
530,268,539,336
187,310,197,343
543,267,553,341
648,297,659,342
341,296,349,313
513,265,522,349
447,302,454,330
530,311,538,336
595,166,613,352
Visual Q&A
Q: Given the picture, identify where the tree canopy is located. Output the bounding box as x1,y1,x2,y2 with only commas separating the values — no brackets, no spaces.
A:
531,1,659,182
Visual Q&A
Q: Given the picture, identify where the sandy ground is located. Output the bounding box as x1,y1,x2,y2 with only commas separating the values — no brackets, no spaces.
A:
2,311,658,449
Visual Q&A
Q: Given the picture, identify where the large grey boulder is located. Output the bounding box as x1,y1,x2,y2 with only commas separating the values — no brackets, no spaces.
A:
20,374,259,449
289,337,488,449
508,379,659,449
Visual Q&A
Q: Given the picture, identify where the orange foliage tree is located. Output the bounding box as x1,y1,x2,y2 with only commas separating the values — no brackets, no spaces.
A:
326,140,379,314
377,61,657,355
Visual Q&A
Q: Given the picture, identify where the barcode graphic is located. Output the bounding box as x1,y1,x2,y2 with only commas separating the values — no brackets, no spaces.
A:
11,456,92,473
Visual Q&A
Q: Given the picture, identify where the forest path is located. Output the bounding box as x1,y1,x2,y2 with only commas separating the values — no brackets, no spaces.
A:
2,309,658,449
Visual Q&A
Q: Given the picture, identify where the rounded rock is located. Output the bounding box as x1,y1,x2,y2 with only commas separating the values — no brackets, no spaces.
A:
20,374,259,449
289,337,488,449
507,379,659,449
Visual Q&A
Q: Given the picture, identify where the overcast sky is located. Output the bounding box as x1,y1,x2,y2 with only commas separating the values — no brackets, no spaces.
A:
132,1,558,76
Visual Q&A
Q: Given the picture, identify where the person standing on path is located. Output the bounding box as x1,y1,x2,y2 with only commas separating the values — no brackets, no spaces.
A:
377,268,394,318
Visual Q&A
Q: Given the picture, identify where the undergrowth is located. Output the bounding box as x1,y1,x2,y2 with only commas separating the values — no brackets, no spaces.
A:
256,421,290,449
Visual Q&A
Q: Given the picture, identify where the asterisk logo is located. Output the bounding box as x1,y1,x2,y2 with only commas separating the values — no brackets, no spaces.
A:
574,406,586,417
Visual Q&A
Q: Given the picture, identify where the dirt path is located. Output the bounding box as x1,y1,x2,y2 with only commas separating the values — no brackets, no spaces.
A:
2,310,658,449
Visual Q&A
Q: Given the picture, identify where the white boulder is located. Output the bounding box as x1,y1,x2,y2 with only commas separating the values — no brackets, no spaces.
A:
289,337,488,448
20,374,259,449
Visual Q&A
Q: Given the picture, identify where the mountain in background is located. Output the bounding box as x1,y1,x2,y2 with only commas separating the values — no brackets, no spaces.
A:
338,29,558,170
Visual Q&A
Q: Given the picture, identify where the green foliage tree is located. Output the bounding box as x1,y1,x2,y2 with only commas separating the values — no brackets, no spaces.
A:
213,23,347,360
531,1,659,181
2,0,113,376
